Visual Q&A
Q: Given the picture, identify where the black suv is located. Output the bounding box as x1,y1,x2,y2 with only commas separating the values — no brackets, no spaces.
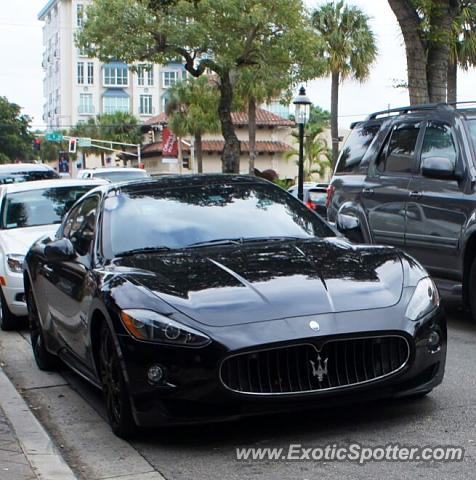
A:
327,103,476,319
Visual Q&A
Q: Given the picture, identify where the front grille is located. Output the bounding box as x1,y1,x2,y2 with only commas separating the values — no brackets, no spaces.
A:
220,336,410,395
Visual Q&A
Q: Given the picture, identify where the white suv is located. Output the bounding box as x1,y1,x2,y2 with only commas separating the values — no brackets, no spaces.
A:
0,179,105,330
77,167,150,183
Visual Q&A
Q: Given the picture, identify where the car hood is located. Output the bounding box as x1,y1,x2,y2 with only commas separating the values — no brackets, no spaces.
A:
0,224,59,255
114,239,404,327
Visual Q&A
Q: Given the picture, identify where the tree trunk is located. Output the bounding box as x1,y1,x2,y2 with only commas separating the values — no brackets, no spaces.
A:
426,1,453,103
195,133,203,173
330,70,340,167
447,57,457,104
388,0,429,104
100,151,105,167
218,70,240,173
248,97,257,175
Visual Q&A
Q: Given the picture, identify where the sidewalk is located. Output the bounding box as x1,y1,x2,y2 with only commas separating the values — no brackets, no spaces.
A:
0,366,77,480
0,404,36,480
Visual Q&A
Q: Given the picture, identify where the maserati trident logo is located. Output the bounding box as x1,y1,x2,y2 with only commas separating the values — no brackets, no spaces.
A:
310,355,328,382
309,320,320,332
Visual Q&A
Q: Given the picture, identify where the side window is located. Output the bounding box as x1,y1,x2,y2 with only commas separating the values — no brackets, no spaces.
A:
336,124,380,174
421,122,456,167
62,205,81,239
377,123,421,174
66,196,100,256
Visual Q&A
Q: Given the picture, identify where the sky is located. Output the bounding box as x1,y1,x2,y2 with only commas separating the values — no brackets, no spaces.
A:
0,0,475,130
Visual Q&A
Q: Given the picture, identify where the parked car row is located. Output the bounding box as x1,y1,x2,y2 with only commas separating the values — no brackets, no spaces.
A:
0,141,451,439
22,173,445,438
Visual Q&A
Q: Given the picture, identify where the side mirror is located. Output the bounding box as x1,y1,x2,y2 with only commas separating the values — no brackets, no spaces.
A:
44,238,76,262
421,156,457,180
336,213,363,243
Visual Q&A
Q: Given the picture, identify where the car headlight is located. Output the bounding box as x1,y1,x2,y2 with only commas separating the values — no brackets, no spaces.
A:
120,309,210,346
405,277,440,321
6,254,25,274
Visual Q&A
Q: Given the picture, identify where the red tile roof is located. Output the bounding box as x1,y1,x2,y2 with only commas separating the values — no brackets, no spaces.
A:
142,140,292,155
144,108,294,127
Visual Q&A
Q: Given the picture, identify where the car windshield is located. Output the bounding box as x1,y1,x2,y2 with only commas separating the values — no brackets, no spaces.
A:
105,183,335,255
308,190,327,205
0,169,58,183
93,170,149,182
468,120,476,156
3,186,96,229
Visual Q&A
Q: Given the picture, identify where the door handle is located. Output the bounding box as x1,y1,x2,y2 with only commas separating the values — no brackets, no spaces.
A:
409,191,423,199
41,264,53,275
362,188,374,196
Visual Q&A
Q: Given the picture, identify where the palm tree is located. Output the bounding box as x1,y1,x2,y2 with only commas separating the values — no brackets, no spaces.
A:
285,123,332,181
96,112,142,166
235,70,287,175
312,1,377,166
70,118,101,167
447,2,476,103
166,77,220,173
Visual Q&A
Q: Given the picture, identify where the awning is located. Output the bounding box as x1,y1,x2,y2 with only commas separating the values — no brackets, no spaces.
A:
102,89,129,98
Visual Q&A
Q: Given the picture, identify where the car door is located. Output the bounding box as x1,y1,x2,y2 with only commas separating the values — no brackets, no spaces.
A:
43,194,100,364
362,120,423,247
405,120,466,279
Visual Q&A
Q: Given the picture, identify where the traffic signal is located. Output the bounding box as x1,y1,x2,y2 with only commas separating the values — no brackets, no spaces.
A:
68,138,77,154
32,138,42,151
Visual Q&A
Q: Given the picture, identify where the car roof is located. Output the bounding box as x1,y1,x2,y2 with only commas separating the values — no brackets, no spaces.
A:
0,163,55,172
0,178,107,194
99,173,270,196
81,167,147,173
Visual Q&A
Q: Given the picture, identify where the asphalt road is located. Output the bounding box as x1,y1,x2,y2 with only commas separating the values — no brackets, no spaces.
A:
1,301,475,480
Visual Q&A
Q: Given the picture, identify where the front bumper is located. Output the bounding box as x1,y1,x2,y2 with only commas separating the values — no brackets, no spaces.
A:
1,272,27,317
116,306,447,427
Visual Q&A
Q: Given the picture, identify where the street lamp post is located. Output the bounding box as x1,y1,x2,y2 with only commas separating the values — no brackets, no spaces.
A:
293,86,312,201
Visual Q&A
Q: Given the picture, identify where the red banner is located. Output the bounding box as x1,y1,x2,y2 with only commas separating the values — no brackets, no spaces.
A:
162,127,178,157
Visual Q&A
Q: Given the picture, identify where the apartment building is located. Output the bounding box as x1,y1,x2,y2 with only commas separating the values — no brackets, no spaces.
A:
38,0,185,129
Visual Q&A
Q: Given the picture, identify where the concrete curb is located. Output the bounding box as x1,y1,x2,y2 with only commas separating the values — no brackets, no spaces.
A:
0,367,77,480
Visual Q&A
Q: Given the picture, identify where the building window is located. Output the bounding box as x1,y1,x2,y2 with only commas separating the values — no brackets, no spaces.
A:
77,62,84,84
103,96,129,114
87,62,94,84
139,95,153,115
79,94,94,114
138,64,154,86
76,4,84,27
104,65,129,87
163,71,179,88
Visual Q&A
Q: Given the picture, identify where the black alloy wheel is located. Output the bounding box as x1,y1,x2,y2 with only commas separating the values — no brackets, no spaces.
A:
99,322,136,438
28,287,58,370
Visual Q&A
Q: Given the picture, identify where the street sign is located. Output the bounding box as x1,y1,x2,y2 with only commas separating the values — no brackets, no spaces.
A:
45,132,64,142
77,137,92,147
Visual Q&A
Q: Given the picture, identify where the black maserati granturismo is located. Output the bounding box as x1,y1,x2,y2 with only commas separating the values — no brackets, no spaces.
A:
24,174,446,438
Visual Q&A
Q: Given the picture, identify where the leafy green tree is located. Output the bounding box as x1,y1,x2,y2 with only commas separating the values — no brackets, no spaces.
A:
97,112,142,166
285,123,332,181
0,96,34,163
312,1,377,166
77,0,321,173
447,1,476,102
166,77,220,173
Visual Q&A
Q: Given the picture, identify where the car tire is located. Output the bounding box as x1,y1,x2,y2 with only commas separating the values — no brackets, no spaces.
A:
0,288,18,331
469,258,476,323
27,287,58,371
99,322,137,439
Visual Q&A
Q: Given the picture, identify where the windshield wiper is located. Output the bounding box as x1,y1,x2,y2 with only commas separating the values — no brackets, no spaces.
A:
187,236,305,249
115,246,173,257
186,238,242,248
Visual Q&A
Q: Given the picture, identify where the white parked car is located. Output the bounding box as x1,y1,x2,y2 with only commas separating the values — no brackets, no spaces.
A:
77,167,150,183
0,179,106,330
